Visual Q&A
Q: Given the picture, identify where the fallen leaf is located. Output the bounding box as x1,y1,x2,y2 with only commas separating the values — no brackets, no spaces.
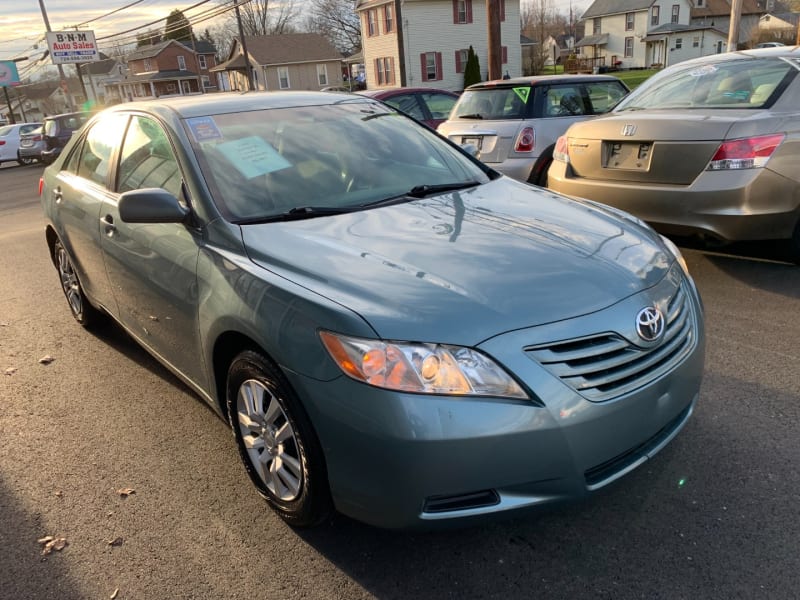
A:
110,588,119,599
55,490,63,498
4,367,17,376
108,537,124,547
148,315,159,322
38,536,68,555
116,488,135,497
0,321,8,326
38,355,55,365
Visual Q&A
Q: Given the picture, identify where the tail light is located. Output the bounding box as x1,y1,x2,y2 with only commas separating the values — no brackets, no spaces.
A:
707,133,785,170
553,135,570,164
514,127,535,153
38,177,44,196
33,134,42,142
0,140,5,146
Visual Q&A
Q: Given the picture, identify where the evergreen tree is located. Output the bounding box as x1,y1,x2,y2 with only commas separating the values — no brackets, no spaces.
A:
464,46,482,88
163,9,194,43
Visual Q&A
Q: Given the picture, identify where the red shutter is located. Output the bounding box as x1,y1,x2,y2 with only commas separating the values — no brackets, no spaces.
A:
502,46,508,64
435,52,443,81
467,0,473,23
420,53,428,82
392,58,397,84
500,0,505,21
452,0,458,23
374,59,379,85
455,50,463,73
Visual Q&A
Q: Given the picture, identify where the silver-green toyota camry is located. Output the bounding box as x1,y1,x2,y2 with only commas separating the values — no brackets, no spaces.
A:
40,91,704,529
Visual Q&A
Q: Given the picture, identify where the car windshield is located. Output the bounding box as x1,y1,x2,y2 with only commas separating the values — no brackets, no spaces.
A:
616,57,797,110
0,125,12,137
187,100,490,222
452,88,528,120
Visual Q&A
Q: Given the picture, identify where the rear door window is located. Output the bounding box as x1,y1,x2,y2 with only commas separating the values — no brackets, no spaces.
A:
585,81,628,113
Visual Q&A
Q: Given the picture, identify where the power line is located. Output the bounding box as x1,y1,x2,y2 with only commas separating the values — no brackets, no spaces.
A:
70,0,150,29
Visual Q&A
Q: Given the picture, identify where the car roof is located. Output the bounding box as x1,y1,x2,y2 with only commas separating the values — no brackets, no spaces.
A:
466,74,623,90
103,91,374,121
358,88,459,98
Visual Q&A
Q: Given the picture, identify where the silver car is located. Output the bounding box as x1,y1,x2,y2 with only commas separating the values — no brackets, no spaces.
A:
547,48,800,263
40,92,704,529
437,75,629,185
18,124,45,164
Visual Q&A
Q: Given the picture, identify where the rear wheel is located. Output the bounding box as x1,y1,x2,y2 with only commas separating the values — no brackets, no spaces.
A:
227,351,332,527
17,153,34,166
528,157,552,188
53,239,103,328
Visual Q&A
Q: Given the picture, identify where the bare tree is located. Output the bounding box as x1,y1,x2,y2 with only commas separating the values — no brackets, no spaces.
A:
521,0,562,74
236,0,300,36
305,0,361,53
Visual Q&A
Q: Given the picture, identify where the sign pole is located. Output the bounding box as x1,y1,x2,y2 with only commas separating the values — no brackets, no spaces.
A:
38,0,75,111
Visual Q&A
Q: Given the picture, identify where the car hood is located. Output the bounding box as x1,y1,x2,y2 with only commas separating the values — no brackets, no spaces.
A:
241,178,672,345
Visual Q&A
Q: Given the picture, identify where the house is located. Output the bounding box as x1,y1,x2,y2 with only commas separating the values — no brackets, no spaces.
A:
7,79,86,122
757,12,800,44
211,33,344,92
106,39,218,101
691,0,767,46
578,0,728,69
355,0,522,92
79,57,127,106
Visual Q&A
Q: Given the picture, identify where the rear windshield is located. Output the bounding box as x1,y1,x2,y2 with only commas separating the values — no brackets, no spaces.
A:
453,88,529,120
616,57,797,110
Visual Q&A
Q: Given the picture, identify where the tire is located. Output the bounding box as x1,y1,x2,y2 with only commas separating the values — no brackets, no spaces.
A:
790,219,800,266
17,153,34,166
53,239,104,328
527,157,552,188
227,350,332,527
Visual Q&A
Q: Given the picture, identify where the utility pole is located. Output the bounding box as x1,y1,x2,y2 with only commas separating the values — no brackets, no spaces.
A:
38,0,75,112
234,0,254,90
727,0,742,52
487,0,502,80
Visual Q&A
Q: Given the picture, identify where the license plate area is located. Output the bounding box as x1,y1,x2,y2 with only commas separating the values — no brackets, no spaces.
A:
461,136,483,150
603,141,652,171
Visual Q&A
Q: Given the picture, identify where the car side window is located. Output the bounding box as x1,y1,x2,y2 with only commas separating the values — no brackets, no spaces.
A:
383,94,425,121
117,116,183,199
421,93,457,120
585,82,628,113
545,86,585,116
76,114,128,187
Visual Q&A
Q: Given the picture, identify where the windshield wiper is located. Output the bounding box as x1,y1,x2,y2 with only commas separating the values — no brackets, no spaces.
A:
457,113,484,119
407,181,480,198
234,205,353,225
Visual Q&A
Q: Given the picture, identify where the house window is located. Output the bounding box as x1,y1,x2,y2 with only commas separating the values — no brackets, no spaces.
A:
278,66,290,89
420,52,442,81
651,6,660,26
453,0,472,24
625,12,634,31
367,9,378,36
178,55,186,71
697,0,704,6
593,19,601,34
624,37,634,57
675,37,682,49
384,4,394,32
198,55,207,70
455,48,469,73
671,5,680,23
202,75,211,88
374,57,395,85
317,64,328,86
143,59,152,72
693,36,700,47
502,45,508,64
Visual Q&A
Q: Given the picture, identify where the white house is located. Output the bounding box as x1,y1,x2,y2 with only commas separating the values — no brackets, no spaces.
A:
79,58,126,106
578,0,727,69
355,0,521,92
691,0,767,46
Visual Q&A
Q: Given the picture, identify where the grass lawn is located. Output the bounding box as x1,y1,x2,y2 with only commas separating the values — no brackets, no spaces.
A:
614,69,660,89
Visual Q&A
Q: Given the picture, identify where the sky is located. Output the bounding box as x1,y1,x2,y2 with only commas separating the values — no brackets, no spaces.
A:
0,0,233,79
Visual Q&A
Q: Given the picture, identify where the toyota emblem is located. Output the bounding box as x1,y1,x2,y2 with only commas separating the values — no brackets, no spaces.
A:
636,306,665,342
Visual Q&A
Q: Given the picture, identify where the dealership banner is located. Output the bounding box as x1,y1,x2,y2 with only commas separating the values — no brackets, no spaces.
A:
46,31,100,64
0,61,21,87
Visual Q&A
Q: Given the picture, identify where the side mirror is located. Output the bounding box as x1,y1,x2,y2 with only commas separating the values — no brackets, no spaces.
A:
118,188,190,223
460,142,480,157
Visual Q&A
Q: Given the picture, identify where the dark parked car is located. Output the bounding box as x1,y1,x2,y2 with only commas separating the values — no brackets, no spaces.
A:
547,48,800,263
358,87,459,129
41,111,92,164
438,75,629,186
40,92,704,529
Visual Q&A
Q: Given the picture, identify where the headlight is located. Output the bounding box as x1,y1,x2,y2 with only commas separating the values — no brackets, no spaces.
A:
660,235,690,276
319,331,528,399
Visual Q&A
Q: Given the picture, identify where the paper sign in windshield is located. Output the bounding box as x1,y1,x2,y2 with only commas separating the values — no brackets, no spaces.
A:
218,136,292,178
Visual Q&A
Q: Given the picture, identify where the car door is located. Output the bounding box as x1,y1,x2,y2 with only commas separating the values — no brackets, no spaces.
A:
48,113,129,314
100,114,206,387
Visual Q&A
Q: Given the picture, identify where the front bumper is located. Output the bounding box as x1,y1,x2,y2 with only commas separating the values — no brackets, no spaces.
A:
547,161,800,241
289,267,705,529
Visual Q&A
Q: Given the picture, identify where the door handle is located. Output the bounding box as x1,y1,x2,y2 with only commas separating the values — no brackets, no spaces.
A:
100,214,116,234
53,188,63,204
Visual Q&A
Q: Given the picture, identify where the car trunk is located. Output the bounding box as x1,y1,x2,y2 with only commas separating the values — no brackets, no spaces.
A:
440,119,525,164
565,112,740,185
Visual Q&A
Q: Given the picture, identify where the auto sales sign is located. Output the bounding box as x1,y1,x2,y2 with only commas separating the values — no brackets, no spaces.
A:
46,31,100,64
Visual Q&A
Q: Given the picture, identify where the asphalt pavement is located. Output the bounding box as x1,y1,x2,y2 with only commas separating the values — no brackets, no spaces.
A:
1,161,798,599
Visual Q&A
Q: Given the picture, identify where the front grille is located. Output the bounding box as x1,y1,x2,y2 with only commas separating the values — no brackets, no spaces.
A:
423,490,500,514
526,283,695,402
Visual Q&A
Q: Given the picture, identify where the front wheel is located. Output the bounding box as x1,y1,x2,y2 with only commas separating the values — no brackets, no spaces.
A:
53,239,103,328
227,351,332,527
